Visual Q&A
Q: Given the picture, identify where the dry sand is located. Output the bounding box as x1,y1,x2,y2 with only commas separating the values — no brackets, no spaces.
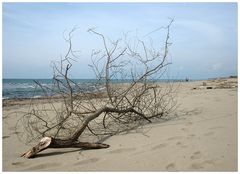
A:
2,78,238,171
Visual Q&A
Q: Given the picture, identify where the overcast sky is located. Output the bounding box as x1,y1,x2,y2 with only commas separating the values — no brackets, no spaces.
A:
2,2,237,79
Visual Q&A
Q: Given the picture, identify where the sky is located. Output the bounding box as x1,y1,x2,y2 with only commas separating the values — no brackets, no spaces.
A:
2,2,238,79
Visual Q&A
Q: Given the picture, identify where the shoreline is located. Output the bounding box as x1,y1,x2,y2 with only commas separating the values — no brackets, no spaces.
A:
2,91,108,108
4,77,232,100
3,77,237,108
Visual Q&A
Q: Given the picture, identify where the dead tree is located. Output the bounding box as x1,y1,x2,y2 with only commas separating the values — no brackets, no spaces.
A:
17,19,177,158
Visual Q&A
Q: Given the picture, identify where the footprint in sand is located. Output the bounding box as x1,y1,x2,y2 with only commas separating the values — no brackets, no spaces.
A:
12,162,25,167
74,158,100,166
108,148,135,154
190,160,215,169
186,134,196,139
176,142,182,145
203,160,215,165
186,122,193,126
181,127,188,132
2,135,10,139
190,163,204,169
209,126,224,130
22,162,61,171
190,151,202,160
181,145,188,148
151,143,167,150
166,163,175,170
204,132,214,136
176,142,188,148
167,136,184,141
12,131,21,135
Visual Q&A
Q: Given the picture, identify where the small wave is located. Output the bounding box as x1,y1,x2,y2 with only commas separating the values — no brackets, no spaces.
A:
3,79,109,99
32,95,42,98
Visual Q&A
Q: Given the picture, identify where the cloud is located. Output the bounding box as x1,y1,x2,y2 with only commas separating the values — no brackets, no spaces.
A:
176,19,224,45
3,10,36,30
178,66,184,71
210,62,223,71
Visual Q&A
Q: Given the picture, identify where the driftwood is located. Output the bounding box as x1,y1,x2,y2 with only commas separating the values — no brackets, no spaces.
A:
21,137,109,158
18,19,177,158
21,106,152,158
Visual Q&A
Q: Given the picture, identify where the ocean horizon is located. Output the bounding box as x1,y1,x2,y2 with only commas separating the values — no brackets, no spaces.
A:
2,78,190,99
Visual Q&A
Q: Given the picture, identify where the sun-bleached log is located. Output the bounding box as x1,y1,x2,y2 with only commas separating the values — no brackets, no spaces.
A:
21,137,109,158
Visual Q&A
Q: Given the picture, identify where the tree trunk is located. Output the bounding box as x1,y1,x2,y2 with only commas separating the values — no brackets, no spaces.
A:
21,106,147,158
21,137,109,158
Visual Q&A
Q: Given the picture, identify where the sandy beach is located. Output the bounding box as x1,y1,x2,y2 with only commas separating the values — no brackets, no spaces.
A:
2,78,238,171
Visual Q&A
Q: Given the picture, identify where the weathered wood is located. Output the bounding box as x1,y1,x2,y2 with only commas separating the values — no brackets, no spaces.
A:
21,137,52,158
72,142,110,149
71,106,151,141
21,137,109,158
21,106,153,158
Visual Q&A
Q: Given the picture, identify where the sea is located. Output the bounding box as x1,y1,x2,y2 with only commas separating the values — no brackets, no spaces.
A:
2,79,130,99
2,78,184,100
